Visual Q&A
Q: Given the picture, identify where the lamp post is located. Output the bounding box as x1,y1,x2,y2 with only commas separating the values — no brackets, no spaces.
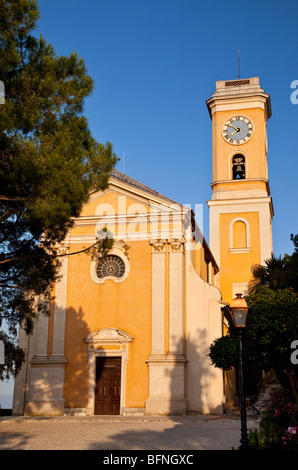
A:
231,293,249,450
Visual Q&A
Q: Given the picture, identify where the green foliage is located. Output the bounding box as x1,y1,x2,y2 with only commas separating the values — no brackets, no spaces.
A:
0,330,25,381
247,286,298,360
208,332,238,370
248,389,298,450
0,0,118,379
251,233,298,294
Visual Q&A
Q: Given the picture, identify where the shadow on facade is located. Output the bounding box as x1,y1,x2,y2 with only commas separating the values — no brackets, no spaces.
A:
86,331,223,450
14,305,91,416
158,330,217,416
63,306,90,411
17,302,221,420
185,328,219,415
61,322,218,415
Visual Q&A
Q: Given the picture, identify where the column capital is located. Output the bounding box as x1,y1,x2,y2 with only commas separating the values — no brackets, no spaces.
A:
168,237,185,253
149,239,167,253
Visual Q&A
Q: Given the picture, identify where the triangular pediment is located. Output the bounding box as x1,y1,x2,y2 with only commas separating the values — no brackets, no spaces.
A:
84,328,133,343
69,170,192,246
80,170,182,217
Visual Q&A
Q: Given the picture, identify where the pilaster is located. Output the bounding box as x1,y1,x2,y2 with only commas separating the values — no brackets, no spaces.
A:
25,245,69,416
146,238,187,415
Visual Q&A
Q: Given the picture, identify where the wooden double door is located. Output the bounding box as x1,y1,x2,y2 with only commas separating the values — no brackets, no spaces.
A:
94,357,121,415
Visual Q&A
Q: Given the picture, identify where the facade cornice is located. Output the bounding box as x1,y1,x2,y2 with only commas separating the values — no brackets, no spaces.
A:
207,195,274,219
207,195,272,206
211,177,269,187
211,177,271,197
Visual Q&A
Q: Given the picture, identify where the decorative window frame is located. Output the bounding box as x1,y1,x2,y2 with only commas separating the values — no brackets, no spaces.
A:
229,217,250,253
90,241,130,284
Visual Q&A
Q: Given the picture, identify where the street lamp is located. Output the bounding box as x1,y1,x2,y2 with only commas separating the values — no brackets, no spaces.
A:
231,293,249,450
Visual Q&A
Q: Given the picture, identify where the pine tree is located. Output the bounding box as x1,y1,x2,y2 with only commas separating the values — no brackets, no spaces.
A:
0,0,118,379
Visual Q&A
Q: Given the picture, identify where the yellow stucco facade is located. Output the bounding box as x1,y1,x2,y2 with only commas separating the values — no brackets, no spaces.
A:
13,172,224,417
13,76,273,417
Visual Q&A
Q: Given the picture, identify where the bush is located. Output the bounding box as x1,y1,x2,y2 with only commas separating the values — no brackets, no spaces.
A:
248,389,298,449
282,426,298,450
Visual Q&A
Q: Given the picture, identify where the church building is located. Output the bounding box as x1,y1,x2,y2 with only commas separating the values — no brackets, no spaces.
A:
12,76,273,416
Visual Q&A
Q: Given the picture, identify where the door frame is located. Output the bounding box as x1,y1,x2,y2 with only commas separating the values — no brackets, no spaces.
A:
84,328,133,415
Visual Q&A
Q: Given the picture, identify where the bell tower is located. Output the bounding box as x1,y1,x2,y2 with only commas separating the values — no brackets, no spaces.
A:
206,77,274,304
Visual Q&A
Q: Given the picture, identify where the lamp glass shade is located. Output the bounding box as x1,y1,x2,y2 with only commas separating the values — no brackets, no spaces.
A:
232,309,248,328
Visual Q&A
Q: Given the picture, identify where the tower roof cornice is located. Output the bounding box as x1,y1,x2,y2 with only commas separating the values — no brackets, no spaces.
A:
206,77,272,121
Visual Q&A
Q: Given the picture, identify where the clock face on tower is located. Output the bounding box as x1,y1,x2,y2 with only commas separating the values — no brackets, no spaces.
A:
222,116,253,145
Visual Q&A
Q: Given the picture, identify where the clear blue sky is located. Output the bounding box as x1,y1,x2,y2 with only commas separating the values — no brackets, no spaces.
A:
1,0,298,408
35,0,298,257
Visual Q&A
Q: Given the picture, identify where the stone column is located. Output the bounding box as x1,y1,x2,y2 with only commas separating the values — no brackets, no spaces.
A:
146,238,187,415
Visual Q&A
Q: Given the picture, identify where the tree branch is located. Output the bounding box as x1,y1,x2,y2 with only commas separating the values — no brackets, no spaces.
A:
0,284,26,290
0,195,28,202
0,240,101,265
55,241,99,257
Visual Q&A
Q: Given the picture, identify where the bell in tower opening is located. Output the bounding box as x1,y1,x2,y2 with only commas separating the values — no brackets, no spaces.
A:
232,154,245,179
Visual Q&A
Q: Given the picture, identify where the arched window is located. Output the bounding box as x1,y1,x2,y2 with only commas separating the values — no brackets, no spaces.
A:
232,154,245,180
233,220,247,249
229,217,250,253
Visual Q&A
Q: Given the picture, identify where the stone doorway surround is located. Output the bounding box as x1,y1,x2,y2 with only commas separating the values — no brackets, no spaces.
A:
83,328,133,416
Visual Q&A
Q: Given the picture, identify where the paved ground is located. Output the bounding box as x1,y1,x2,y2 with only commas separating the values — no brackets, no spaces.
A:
0,414,259,451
